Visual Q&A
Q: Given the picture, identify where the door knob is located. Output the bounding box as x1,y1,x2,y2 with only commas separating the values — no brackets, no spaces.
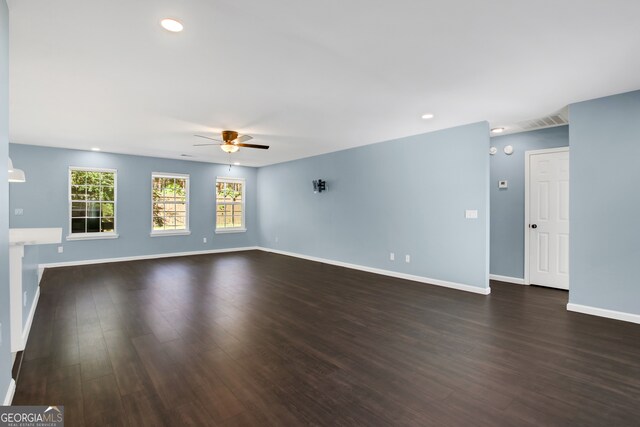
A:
531,224,537,229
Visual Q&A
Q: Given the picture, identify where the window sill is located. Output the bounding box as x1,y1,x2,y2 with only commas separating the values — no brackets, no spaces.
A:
150,230,191,237
215,228,247,234
67,233,119,241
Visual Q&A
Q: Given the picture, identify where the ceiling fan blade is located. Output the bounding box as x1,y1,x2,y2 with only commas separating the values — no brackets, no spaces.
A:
193,143,222,146
236,135,253,143
194,134,223,142
236,143,269,150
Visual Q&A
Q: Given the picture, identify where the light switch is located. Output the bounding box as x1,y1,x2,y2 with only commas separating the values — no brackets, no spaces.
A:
465,210,478,219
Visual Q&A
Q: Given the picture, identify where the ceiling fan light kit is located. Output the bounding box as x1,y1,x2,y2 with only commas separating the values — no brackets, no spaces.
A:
221,144,240,153
193,130,269,155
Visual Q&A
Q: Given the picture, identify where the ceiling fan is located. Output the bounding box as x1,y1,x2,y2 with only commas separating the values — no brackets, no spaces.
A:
193,130,269,153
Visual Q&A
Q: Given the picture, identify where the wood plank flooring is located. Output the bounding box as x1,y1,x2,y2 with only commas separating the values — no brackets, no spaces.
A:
13,250,640,426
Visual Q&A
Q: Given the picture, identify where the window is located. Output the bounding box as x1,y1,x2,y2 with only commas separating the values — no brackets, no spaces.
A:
152,173,190,236
68,167,117,239
216,177,246,233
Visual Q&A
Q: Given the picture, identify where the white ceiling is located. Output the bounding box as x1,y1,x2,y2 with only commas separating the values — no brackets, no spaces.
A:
8,0,640,167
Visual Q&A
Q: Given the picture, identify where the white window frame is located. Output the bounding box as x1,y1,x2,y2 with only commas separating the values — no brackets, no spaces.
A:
150,172,191,237
215,177,246,234
67,166,119,241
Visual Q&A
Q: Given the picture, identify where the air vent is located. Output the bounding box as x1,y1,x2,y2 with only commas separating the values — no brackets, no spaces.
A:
516,107,568,131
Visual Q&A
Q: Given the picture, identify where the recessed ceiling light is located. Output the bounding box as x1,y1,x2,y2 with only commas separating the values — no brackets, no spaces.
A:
421,113,435,120
160,18,183,32
91,147,101,151
491,127,505,134
234,162,240,166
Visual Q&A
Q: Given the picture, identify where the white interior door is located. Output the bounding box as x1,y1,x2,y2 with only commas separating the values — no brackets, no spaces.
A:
528,149,569,289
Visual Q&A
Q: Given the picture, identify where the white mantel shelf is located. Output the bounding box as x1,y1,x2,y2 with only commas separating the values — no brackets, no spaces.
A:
10,228,62,246
9,227,62,353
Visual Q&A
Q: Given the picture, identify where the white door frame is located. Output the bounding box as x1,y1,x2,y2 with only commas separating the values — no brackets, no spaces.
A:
524,147,570,285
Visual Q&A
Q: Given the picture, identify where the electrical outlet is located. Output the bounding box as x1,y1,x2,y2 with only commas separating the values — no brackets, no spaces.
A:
203,237,207,243
58,246,63,253
14,208,23,215
389,252,395,261
405,255,411,263
465,209,478,219
24,291,27,307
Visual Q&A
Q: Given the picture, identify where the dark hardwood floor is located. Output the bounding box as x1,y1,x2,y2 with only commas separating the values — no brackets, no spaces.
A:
13,250,640,426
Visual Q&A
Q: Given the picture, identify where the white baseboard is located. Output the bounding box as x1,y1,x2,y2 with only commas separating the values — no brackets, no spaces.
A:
22,286,40,348
3,379,15,406
489,274,526,285
36,245,490,296
38,246,260,270
567,303,640,325
258,247,490,295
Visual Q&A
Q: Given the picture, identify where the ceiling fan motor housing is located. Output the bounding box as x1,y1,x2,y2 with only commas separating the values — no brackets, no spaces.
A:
222,130,239,142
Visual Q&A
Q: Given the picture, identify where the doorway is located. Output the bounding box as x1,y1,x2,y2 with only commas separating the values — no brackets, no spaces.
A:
524,147,569,289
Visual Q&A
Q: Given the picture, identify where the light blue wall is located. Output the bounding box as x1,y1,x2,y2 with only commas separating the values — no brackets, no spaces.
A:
9,144,259,265
490,126,569,278
569,90,640,315
258,122,490,291
1,0,12,402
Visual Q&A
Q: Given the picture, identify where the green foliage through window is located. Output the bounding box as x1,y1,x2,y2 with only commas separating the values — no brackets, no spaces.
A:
152,175,188,231
216,179,244,229
70,169,116,234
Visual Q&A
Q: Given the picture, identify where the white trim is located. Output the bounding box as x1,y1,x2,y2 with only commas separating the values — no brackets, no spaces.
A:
152,172,190,179
525,147,569,155
215,228,247,234
66,232,119,241
69,166,118,236
151,172,190,235
22,286,40,347
216,176,245,184
3,379,16,406
38,246,260,269
524,147,569,286
9,245,24,352
489,274,526,285
36,245,490,295
150,230,191,237
259,247,491,295
567,303,640,325
524,151,530,285
69,166,117,173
